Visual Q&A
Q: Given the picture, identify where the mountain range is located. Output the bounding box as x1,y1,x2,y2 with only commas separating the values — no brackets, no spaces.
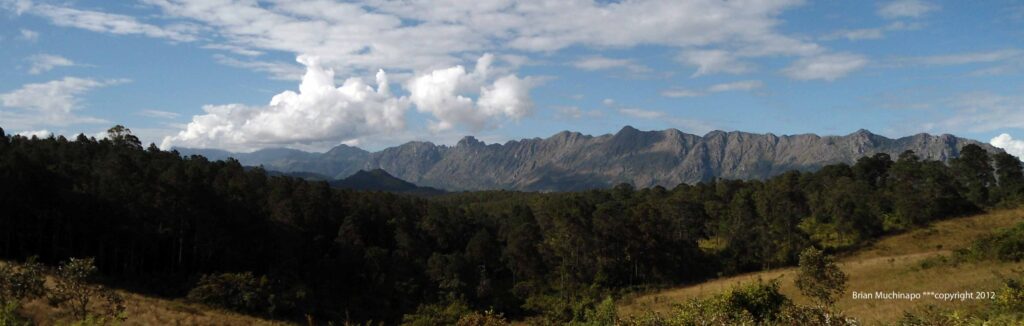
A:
176,127,1000,191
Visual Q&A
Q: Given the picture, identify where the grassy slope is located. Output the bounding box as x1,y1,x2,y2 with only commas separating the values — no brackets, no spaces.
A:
618,207,1024,325
1,268,289,326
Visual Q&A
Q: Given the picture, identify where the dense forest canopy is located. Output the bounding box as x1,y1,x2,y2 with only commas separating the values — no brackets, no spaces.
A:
1,125,1022,324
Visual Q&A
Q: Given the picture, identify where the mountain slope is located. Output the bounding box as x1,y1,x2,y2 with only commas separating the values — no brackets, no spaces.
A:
177,127,1000,191
329,169,444,195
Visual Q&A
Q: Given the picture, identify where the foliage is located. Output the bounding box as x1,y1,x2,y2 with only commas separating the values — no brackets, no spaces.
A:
0,125,1019,322
795,248,847,307
187,272,299,317
49,258,126,322
0,300,29,326
400,298,474,326
0,258,46,304
955,222,1024,263
455,310,510,326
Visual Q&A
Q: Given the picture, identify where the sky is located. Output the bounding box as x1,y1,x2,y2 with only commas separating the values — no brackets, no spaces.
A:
1,0,1024,158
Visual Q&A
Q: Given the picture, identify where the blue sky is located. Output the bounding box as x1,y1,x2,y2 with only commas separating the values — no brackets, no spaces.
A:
2,0,1024,157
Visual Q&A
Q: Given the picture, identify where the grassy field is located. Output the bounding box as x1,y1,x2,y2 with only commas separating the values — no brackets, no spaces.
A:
618,207,1024,325
0,264,289,326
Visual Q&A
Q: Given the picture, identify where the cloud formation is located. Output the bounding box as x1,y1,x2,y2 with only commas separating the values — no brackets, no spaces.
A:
878,0,937,19
408,54,537,132
782,53,868,81
661,80,763,98
573,56,650,73
1,77,124,130
27,54,74,74
162,56,408,151
991,134,1024,160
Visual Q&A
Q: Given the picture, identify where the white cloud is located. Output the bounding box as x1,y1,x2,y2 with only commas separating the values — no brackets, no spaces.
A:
15,129,52,138
660,89,706,98
572,56,650,73
991,134,1024,160
1,77,124,130
138,109,180,119
6,0,843,82
821,22,917,41
782,53,868,81
707,80,763,92
553,106,603,120
902,49,1023,66
933,92,1024,132
617,108,713,134
27,54,74,74
878,0,938,19
162,56,409,151
212,54,304,81
18,28,38,42
17,2,198,42
677,50,754,77
619,108,665,120
408,54,537,132
662,80,763,98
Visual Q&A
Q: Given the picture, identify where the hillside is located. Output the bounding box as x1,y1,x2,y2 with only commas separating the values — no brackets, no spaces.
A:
618,207,1024,324
177,127,999,191
330,169,445,195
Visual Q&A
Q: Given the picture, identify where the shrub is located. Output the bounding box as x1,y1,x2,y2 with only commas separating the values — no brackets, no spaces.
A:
795,247,847,307
400,299,473,326
186,272,297,317
48,258,126,322
456,310,510,326
0,257,46,304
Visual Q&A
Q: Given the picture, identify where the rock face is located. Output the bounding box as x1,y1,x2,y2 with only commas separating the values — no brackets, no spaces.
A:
177,127,1000,191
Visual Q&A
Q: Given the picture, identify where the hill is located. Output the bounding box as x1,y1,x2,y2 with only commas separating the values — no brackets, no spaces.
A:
329,169,445,195
617,207,1024,324
177,127,1000,191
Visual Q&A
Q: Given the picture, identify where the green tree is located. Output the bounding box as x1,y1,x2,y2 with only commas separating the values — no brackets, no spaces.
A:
106,125,141,149
49,258,125,321
951,144,995,206
993,152,1024,204
795,247,847,307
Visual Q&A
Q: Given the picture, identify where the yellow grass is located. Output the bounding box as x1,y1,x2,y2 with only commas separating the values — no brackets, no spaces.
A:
0,262,289,326
618,207,1024,325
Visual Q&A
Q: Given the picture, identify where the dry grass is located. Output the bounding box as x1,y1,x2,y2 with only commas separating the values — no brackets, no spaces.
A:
0,263,290,326
618,207,1024,325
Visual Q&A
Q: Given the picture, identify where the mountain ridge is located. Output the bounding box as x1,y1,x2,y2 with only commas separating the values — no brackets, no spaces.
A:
175,127,1001,191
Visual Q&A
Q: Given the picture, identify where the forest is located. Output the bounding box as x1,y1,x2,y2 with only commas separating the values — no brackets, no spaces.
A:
1,125,1022,324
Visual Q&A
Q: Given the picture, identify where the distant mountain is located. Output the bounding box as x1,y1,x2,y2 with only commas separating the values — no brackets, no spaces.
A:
176,127,1001,191
330,169,445,195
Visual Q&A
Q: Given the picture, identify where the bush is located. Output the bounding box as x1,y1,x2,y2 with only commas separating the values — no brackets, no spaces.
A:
456,310,510,326
795,248,847,307
48,258,126,322
186,272,298,317
0,258,46,304
400,299,473,326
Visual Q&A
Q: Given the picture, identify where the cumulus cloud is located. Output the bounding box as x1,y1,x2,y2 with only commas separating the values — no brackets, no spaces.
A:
782,53,868,81
27,54,74,74
878,0,938,19
0,77,124,130
162,56,408,151
408,54,537,132
991,134,1024,159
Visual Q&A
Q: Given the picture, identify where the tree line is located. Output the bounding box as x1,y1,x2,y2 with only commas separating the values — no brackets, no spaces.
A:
0,125,1021,324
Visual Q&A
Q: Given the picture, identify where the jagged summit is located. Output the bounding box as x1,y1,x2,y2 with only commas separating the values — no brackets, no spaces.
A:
176,127,1001,191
